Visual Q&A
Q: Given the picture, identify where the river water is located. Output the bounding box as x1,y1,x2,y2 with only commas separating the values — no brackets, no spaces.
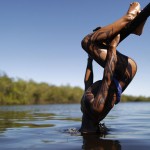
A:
0,102,150,150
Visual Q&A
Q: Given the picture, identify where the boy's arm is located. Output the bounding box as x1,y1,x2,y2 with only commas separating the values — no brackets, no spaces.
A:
84,55,93,91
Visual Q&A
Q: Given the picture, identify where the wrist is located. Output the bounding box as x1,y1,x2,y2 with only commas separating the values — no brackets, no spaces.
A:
88,57,93,62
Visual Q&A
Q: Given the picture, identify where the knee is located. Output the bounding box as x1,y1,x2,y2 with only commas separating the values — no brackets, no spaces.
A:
90,34,97,44
81,34,91,50
81,38,86,50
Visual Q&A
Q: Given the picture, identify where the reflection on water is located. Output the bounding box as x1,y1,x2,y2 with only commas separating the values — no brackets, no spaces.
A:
0,110,55,133
82,134,121,150
0,103,150,150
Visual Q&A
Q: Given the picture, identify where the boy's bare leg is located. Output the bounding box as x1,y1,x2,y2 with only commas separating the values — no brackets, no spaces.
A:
80,35,120,133
91,2,141,44
92,35,120,113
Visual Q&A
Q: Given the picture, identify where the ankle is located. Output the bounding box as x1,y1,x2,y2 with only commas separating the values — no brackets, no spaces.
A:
126,13,135,21
124,13,136,22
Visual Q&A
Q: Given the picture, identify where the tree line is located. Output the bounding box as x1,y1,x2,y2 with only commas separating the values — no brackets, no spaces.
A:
0,73,83,105
0,73,150,105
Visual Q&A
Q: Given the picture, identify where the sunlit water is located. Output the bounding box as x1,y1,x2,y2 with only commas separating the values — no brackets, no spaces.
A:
0,102,150,150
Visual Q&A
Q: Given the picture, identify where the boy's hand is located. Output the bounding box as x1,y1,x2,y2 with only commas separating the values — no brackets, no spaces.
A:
110,34,120,48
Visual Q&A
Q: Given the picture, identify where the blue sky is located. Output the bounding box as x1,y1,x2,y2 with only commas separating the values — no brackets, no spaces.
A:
0,0,149,96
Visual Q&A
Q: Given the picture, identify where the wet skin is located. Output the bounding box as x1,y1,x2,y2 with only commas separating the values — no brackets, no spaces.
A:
80,2,148,134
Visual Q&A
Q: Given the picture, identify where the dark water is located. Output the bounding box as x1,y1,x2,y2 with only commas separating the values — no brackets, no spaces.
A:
0,103,150,150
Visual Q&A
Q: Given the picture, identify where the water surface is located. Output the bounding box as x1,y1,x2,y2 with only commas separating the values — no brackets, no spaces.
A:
0,103,150,150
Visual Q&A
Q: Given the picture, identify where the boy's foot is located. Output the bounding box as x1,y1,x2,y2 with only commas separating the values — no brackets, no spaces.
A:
127,2,141,20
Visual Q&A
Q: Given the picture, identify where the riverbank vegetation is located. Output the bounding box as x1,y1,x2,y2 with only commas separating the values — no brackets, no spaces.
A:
0,73,150,105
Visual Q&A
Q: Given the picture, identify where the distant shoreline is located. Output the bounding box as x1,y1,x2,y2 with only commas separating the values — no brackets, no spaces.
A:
0,73,150,105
